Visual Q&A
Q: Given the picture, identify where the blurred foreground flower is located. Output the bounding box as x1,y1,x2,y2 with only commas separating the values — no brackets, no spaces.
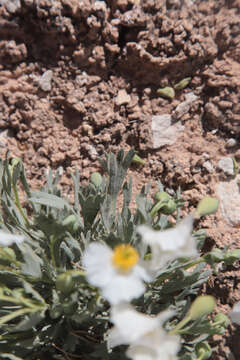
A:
108,303,180,360
82,243,151,305
229,301,240,325
0,230,24,247
137,215,197,276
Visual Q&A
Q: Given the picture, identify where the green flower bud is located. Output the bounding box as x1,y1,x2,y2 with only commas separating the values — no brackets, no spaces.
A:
90,172,102,187
155,191,171,202
213,313,230,328
196,196,219,217
203,248,224,265
188,296,216,320
62,214,77,227
157,86,175,100
224,249,240,265
195,341,212,360
174,77,191,90
56,272,75,295
132,154,145,165
161,199,177,215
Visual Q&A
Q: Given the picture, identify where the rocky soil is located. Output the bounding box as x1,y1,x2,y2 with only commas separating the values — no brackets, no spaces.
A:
0,0,240,358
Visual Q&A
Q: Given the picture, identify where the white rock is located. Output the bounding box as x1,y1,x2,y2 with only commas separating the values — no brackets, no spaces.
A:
202,160,214,173
0,0,21,13
89,144,98,158
226,138,237,148
115,89,131,106
174,92,197,119
39,70,53,92
218,157,234,176
151,114,184,149
0,129,12,147
216,175,240,226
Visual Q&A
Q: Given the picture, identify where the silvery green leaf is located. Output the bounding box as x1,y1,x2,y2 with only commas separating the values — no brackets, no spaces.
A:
10,312,45,332
18,243,42,278
29,191,70,210
0,354,24,360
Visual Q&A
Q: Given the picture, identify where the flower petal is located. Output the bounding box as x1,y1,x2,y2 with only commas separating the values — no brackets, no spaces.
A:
108,304,159,345
82,243,114,287
102,270,145,305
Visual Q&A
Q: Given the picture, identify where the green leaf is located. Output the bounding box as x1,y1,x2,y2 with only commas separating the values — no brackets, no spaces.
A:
18,243,42,278
196,197,219,217
28,191,70,210
0,354,24,360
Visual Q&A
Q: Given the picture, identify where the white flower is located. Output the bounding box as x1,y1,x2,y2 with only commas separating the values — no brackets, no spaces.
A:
137,215,197,275
0,231,24,247
82,242,151,305
108,303,181,360
229,301,240,325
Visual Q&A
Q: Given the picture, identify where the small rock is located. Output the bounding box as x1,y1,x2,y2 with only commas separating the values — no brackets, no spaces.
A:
0,0,21,13
115,89,131,106
173,92,197,119
89,144,98,159
218,157,234,176
226,138,237,148
0,129,12,147
217,175,240,226
38,70,53,92
202,160,214,173
151,114,184,149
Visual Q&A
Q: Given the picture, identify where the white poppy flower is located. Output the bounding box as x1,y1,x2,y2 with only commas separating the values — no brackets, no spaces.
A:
82,243,151,305
108,303,180,360
0,231,24,247
137,215,197,275
229,301,240,325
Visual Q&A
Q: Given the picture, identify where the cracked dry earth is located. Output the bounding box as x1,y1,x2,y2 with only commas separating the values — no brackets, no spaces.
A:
0,0,240,358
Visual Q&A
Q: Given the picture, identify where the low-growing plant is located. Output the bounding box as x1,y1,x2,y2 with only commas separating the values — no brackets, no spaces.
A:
0,150,238,360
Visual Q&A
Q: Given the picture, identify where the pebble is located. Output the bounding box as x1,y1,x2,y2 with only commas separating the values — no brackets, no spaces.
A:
151,114,184,148
202,160,214,173
173,92,197,119
216,175,240,226
38,70,53,92
115,89,131,106
225,138,237,148
0,0,21,13
217,157,234,176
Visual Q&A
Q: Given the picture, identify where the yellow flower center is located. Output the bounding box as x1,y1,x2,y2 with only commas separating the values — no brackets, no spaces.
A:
112,244,139,273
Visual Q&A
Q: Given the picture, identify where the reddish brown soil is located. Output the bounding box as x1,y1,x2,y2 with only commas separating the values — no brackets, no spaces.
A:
1,0,240,358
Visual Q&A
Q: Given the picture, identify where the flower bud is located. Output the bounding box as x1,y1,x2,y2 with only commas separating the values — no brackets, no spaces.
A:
188,296,216,320
161,199,177,215
224,249,240,265
196,197,219,218
203,248,224,265
195,341,212,360
213,313,230,327
132,154,145,165
62,214,77,227
155,191,170,202
157,86,175,100
174,77,191,90
56,272,75,295
90,172,102,187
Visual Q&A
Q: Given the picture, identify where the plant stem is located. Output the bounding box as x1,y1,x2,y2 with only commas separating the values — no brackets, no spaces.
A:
13,183,31,228
169,314,191,335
